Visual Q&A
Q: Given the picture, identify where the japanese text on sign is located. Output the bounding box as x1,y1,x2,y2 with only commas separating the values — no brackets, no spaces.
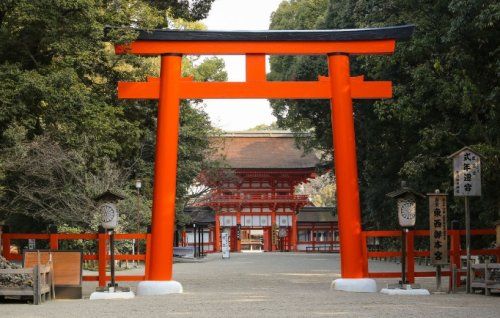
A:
453,150,481,196
429,195,448,265
221,232,230,259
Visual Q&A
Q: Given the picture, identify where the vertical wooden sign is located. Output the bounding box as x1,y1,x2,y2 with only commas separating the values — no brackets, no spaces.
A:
429,193,448,265
272,223,278,246
221,232,230,259
451,148,482,197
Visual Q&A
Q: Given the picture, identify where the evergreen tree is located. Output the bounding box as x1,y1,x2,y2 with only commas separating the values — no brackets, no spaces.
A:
0,0,223,231
269,0,499,229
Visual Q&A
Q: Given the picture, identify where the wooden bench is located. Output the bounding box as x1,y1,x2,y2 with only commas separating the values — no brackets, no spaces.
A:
24,250,82,299
471,261,500,295
0,264,53,304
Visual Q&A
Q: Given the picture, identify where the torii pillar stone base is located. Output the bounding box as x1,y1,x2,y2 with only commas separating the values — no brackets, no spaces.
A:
137,281,183,296
332,278,377,293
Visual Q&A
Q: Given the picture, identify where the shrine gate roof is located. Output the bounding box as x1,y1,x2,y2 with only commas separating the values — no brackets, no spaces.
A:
122,25,414,42
213,131,321,170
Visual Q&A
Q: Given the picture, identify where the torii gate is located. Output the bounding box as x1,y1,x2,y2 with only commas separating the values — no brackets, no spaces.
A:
114,25,414,294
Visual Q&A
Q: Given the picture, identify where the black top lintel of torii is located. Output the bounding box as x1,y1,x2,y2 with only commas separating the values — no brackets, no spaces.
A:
106,25,414,42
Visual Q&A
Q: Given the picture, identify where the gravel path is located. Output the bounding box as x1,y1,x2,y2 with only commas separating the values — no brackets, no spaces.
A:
2,253,499,317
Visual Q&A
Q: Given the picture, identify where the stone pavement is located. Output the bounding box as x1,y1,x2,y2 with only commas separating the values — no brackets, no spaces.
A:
2,253,499,317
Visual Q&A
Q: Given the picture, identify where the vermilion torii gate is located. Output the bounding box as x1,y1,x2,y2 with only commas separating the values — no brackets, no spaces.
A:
114,25,414,294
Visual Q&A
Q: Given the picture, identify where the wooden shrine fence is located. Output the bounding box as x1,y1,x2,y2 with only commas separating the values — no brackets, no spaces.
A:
362,229,499,287
2,228,497,288
1,233,151,287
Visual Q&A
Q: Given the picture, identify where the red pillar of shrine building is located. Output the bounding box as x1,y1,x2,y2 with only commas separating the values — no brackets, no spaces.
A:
202,131,319,253
214,215,221,251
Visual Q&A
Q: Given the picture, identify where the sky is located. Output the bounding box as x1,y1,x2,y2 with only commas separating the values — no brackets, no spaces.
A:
199,0,285,131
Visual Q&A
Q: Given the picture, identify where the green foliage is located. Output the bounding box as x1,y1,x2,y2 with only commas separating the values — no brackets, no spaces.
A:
269,0,330,153
269,0,499,230
296,172,336,207
0,0,220,231
246,122,281,131
150,0,215,21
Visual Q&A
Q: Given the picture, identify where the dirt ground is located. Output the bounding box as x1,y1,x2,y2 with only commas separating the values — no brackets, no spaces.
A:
1,253,499,317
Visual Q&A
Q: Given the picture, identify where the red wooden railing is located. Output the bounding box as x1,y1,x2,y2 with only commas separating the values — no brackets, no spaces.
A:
1,232,151,287
298,240,340,252
209,194,309,203
361,229,499,287
2,229,497,288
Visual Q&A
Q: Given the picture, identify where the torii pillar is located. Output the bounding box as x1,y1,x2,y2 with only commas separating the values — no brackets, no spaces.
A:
113,25,414,295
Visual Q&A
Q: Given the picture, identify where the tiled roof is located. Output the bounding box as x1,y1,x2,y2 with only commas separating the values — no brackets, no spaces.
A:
297,207,337,222
213,131,321,169
183,207,215,225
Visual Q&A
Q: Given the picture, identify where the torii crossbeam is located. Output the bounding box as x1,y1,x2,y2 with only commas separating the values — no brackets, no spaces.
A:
113,25,414,295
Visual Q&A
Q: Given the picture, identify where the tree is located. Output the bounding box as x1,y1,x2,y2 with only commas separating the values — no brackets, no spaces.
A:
268,0,331,154
269,0,499,230
246,122,281,131
0,0,223,231
296,172,336,207
0,127,127,229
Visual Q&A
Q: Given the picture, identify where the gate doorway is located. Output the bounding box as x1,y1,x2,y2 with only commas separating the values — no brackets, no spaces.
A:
241,229,264,252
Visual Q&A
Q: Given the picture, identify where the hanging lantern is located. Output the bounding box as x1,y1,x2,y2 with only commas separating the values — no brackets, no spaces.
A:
386,181,424,228
397,194,417,228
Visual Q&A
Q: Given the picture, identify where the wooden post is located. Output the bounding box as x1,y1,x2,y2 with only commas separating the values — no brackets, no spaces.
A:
214,216,221,252
236,212,241,252
450,230,462,287
327,53,364,278
33,264,40,305
149,54,182,281
271,211,277,251
193,225,197,258
312,224,316,251
197,227,201,256
49,234,59,250
484,259,491,296
401,229,407,284
361,232,369,276
451,264,457,293
464,197,471,293
145,233,152,280
98,231,107,287
245,54,266,82
406,229,415,284
330,223,334,252
290,214,297,251
1,234,9,259
263,228,270,251
436,265,442,292
110,230,116,288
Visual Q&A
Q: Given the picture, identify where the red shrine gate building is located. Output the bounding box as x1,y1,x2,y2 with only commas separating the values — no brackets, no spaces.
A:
179,131,338,253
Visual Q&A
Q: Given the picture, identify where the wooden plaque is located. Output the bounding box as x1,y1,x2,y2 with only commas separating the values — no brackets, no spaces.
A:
428,195,448,265
24,251,82,286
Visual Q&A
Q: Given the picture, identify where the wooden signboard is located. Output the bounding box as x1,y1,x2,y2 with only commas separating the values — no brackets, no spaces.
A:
221,233,230,259
428,194,448,265
451,148,481,197
24,250,82,299
272,223,279,246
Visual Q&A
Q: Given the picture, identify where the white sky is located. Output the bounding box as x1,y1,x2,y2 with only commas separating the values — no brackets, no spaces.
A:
199,0,284,131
